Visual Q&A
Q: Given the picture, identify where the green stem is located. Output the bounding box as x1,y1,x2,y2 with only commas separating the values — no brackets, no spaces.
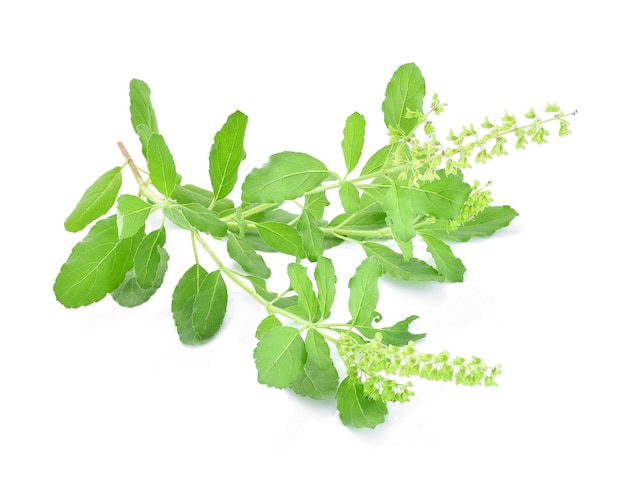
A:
221,202,278,223
117,141,164,205
321,226,390,239
192,232,311,327
190,233,200,265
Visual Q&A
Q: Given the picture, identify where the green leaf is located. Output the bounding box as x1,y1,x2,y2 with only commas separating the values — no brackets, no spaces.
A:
314,256,336,320
382,183,417,242
247,207,298,225
134,124,154,157
274,297,301,310
256,222,305,258
171,184,214,207
116,194,152,239
170,184,235,216
341,112,366,173
209,110,248,200
235,207,247,235
322,235,344,251
420,206,519,242
409,176,472,220
253,327,307,389
282,304,310,321
362,242,442,282
360,145,391,177
226,233,271,279
336,377,388,428
172,265,228,345
129,79,159,157
287,263,317,321
357,315,426,346
348,257,382,326
172,264,208,343
146,133,178,198
246,275,278,302
392,230,414,261
339,182,360,214
421,234,466,282
290,358,339,400
382,63,426,135
296,209,324,262
304,329,332,371
256,315,282,339
327,202,387,233
291,332,339,400
241,151,330,203
54,216,143,308
190,270,228,344
304,191,330,221
164,203,228,237
111,249,169,307
134,227,167,289
64,167,122,232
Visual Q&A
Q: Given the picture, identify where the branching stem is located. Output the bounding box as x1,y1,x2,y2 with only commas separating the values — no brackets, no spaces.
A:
117,142,163,204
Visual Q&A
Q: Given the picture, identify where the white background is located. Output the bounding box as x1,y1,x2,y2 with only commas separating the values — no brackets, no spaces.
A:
1,1,624,493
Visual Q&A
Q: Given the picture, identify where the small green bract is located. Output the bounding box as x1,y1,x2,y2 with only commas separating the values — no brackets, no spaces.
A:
54,63,573,428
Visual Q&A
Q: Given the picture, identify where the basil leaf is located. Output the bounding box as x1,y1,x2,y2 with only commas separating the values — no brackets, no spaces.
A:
54,216,143,308
290,358,339,400
287,263,317,321
247,207,298,225
64,167,122,232
171,184,214,207
134,227,167,289
129,79,159,157
241,151,330,203
164,203,228,237
341,112,366,173
360,145,391,177
226,233,271,279
253,327,307,389
255,315,282,340
356,315,426,346
245,275,278,302
296,209,324,262
190,270,228,343
362,242,443,282
146,133,178,198
382,62,426,135
111,249,169,307
339,182,360,214
116,194,152,239
409,176,471,220
171,264,208,343
256,222,305,258
304,191,330,220
290,330,339,400
336,377,388,429
382,183,417,242
314,256,336,321
304,329,332,372
421,234,466,282
209,110,248,200
420,206,519,242
172,266,228,345
348,257,382,327
328,202,387,232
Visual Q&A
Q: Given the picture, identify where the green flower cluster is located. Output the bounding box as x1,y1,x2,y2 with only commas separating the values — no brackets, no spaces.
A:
446,180,493,231
337,332,502,403
384,96,574,234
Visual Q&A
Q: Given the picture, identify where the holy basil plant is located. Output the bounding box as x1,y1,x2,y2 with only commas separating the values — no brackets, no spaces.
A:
54,63,573,428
